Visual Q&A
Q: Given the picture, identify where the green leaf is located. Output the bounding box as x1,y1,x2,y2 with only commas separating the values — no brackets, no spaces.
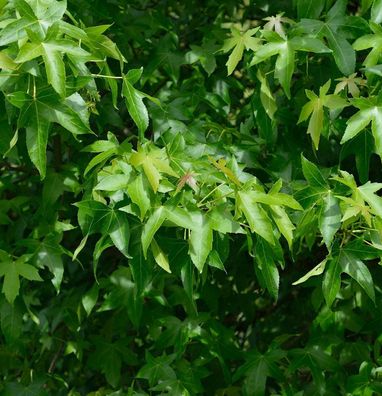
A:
319,191,341,248
126,174,151,219
270,206,295,249
290,36,331,53
94,174,130,191
151,238,171,273
41,42,66,97
341,250,375,303
36,238,64,292
0,298,23,344
358,181,382,218
274,41,294,99
122,76,149,139
82,284,99,316
130,145,178,193
297,0,325,18
293,259,327,285
237,190,275,245
340,97,382,157
141,207,166,257
371,0,382,24
222,27,260,75
24,101,50,179
322,254,342,306
301,155,328,189
2,263,19,305
324,25,355,76
255,238,279,300
298,82,348,149
257,69,277,120
0,18,32,46
109,211,131,258
188,214,213,273
0,257,42,304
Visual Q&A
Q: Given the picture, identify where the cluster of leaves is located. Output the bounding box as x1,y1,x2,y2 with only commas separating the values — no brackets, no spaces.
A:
2,0,382,394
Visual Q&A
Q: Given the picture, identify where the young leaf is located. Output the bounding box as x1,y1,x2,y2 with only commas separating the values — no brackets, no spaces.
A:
222,27,260,75
151,238,171,273
293,259,327,285
130,145,178,193
298,81,348,149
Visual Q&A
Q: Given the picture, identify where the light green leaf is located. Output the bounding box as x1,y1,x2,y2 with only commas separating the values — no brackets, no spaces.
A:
372,0,382,23
319,191,341,248
293,259,327,285
82,284,99,316
342,98,382,157
237,190,275,245
274,41,294,98
222,27,260,75
94,174,130,191
151,238,171,273
257,69,277,120
188,214,213,272
0,18,31,46
290,36,331,53
298,82,347,149
42,43,66,97
358,181,382,218
126,174,151,219
15,42,43,63
270,206,295,249
141,207,166,257
130,146,178,193
0,51,17,70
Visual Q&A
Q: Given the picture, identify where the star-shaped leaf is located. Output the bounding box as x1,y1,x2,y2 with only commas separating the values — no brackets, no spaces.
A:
341,96,382,157
0,253,42,304
298,80,348,149
251,36,331,98
130,145,178,193
222,27,261,75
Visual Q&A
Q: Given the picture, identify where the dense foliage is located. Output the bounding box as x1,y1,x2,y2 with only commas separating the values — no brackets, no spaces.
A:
1,0,382,394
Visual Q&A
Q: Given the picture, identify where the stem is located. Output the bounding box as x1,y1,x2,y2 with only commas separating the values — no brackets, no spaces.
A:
90,74,124,79
197,183,226,207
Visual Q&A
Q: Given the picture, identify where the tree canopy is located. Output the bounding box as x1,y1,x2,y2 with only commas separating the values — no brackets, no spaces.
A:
1,0,382,395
